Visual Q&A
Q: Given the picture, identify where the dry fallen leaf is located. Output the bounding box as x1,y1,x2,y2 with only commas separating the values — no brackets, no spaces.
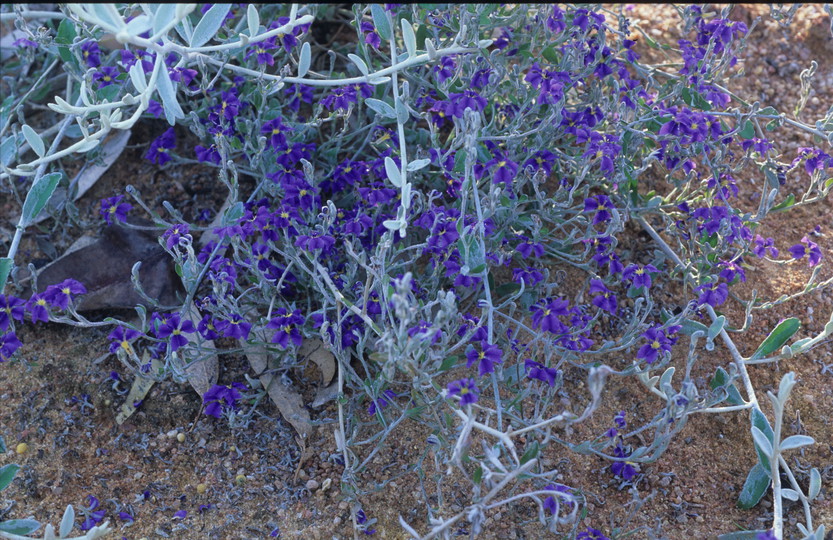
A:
28,223,182,311
116,352,161,425
171,301,218,397
244,328,313,468
298,338,337,387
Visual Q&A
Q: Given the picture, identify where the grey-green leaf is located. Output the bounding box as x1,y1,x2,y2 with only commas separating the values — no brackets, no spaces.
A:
22,124,45,158
156,59,184,126
779,434,814,452
1,133,24,166
752,318,800,360
190,4,231,47
750,407,775,472
406,158,430,172
20,172,61,227
384,157,402,187
737,462,770,509
809,468,821,499
401,18,416,57
0,257,12,289
59,505,75,538
708,315,725,342
246,4,259,37
0,463,20,491
751,426,773,459
298,42,311,78
0,519,41,535
371,5,391,41
152,4,176,36
365,98,396,119
348,53,369,75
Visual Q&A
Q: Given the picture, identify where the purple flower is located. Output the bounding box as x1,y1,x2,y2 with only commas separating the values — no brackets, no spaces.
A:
245,42,276,66
118,511,134,523
26,294,50,324
295,232,335,252
145,127,176,165
368,389,398,415
108,326,142,355
0,332,23,361
543,484,574,516
195,144,221,165
355,508,376,535
92,66,120,88
120,48,153,73
100,195,132,225
755,531,778,540
321,86,357,112
261,117,290,150
708,173,739,199
152,312,195,352
465,341,502,376
584,195,615,225
524,359,559,387
173,510,188,520
695,281,729,307
267,308,305,348
162,223,190,250
577,528,610,540
216,314,252,340
406,320,441,345
13,37,38,49
446,90,487,118
788,236,823,267
523,150,557,176
197,314,221,340
147,99,164,118
446,378,479,405
434,56,456,83
531,298,570,334
636,325,680,364
486,154,519,184
589,279,617,315
80,41,101,67
622,264,659,290
610,442,638,480
79,495,106,531
512,266,544,287
43,279,87,310
203,383,246,418
752,234,778,258
0,295,25,332
791,147,832,176
360,21,381,48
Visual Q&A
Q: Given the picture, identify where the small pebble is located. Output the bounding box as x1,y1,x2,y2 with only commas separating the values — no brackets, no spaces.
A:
196,483,208,494
15,443,28,455
306,479,320,490
166,429,177,438
176,433,185,443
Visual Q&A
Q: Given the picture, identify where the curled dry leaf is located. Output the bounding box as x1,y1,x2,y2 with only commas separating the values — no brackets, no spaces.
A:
298,338,336,387
170,301,218,397
27,223,182,311
245,328,313,462
116,351,161,425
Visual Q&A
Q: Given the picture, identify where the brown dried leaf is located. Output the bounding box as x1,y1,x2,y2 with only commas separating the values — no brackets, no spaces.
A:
244,328,312,443
116,352,161,425
30,223,182,311
171,301,218,397
298,338,336,387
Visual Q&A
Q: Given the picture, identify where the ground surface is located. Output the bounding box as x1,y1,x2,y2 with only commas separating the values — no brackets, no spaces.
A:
1,5,832,540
